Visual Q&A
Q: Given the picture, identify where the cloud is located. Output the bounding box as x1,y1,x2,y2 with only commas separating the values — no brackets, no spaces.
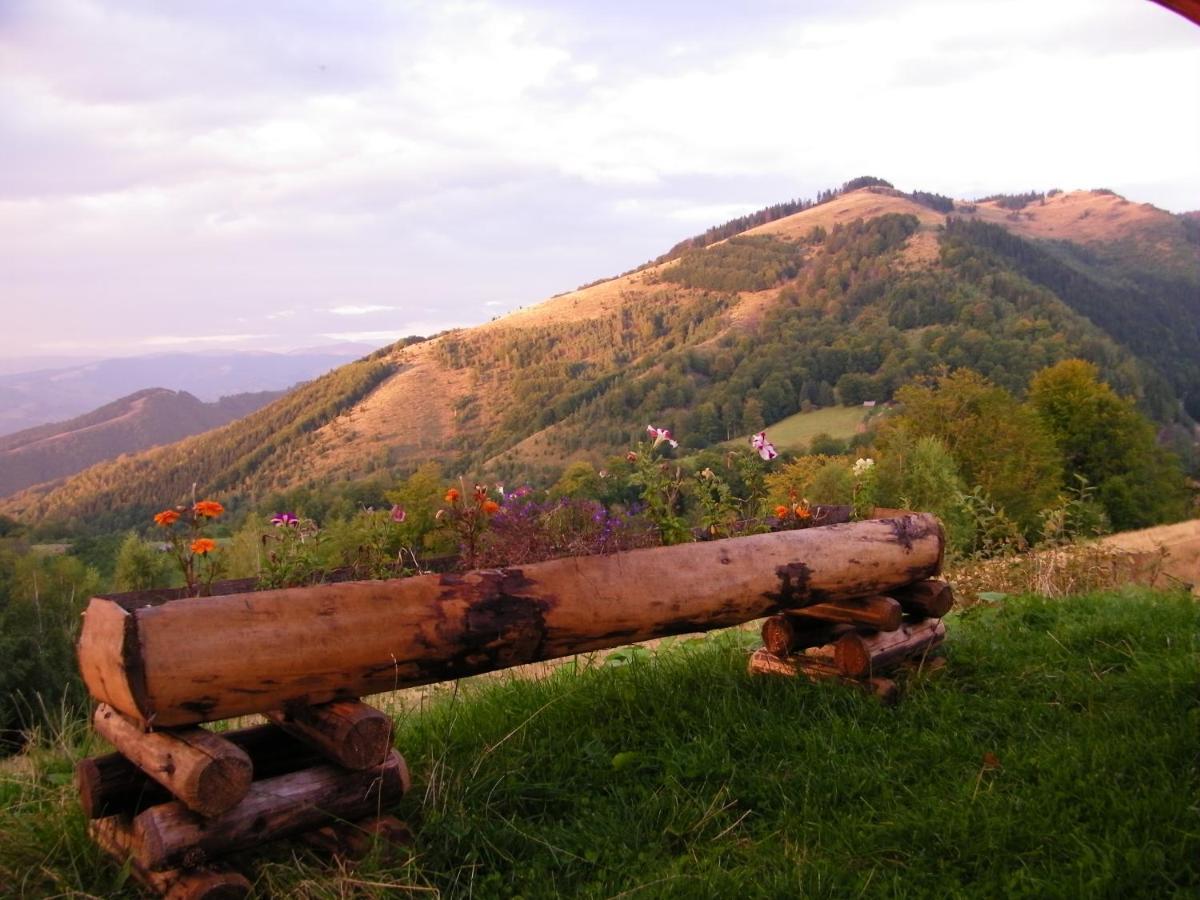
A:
1,0,1197,359
327,305,399,316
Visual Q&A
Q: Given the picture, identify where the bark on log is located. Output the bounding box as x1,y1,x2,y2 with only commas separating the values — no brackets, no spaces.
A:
890,579,955,619
834,618,946,678
264,699,392,771
92,705,253,818
77,723,327,819
760,616,851,658
789,595,903,631
129,750,410,872
78,514,944,727
90,815,250,899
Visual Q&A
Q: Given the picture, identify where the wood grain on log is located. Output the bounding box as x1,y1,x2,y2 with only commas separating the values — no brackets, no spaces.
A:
890,579,955,619
130,750,410,872
264,700,392,770
834,619,946,678
78,514,944,727
90,815,250,899
77,723,327,820
789,595,903,631
92,705,252,818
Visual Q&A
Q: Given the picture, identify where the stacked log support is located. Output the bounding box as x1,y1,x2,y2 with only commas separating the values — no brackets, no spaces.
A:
750,578,955,701
78,700,409,897
72,515,947,893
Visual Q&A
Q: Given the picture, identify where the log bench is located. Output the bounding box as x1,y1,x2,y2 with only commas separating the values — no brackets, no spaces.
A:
73,513,948,895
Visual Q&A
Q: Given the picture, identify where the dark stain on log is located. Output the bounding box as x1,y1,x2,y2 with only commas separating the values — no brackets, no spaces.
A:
121,612,152,722
763,562,813,609
887,514,940,552
180,698,218,717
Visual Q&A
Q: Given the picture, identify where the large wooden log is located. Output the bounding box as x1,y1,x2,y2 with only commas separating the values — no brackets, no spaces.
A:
129,750,410,872
264,699,392,771
92,704,253,818
90,815,250,899
77,723,327,819
789,595,903,631
834,618,947,677
78,514,944,727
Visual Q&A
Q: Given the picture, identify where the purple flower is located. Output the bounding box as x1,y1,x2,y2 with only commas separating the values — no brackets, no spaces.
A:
646,425,679,449
390,504,407,523
271,512,299,527
750,431,778,461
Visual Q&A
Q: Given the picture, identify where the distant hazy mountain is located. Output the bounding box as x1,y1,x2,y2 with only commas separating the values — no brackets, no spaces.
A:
0,346,372,436
0,387,285,498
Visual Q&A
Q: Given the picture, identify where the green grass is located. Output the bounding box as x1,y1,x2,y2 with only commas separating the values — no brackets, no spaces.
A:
2,588,1197,898
736,405,879,452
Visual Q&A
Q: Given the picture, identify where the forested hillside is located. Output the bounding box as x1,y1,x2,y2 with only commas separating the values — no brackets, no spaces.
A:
2,184,1195,533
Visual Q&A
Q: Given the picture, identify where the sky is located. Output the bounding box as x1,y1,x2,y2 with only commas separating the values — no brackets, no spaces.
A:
2,0,1198,361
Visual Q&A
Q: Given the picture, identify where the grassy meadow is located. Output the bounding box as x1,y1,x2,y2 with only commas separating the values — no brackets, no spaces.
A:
735,405,880,453
1,587,1197,898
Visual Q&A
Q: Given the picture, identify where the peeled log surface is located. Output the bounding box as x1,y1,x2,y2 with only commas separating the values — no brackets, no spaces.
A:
130,750,410,872
92,705,252,818
77,723,327,820
891,579,955,619
90,815,250,899
78,513,944,727
834,618,947,678
264,699,392,771
789,595,903,631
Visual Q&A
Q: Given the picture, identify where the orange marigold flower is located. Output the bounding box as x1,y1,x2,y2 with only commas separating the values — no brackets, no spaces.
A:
193,500,224,518
795,505,812,519
444,488,460,503
774,505,790,518
481,500,500,515
190,538,217,555
153,509,180,527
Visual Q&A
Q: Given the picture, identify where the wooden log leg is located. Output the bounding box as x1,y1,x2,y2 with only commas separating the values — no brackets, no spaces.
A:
834,619,947,678
90,815,250,899
130,750,411,871
92,705,252,818
299,814,413,863
790,595,903,631
760,617,851,658
77,723,328,820
265,699,393,770
890,580,955,619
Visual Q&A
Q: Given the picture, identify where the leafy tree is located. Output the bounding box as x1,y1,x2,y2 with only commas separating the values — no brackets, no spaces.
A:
549,461,604,501
891,370,1062,534
112,532,173,592
873,426,973,552
1028,360,1190,530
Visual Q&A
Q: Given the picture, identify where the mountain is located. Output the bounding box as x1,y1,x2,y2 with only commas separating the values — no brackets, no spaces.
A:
0,387,285,498
0,346,373,436
3,183,1197,532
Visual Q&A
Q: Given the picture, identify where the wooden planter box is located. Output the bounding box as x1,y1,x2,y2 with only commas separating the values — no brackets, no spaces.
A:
78,513,944,729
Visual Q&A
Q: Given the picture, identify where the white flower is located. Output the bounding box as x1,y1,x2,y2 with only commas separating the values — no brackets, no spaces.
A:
750,431,778,461
852,457,875,477
646,425,678,449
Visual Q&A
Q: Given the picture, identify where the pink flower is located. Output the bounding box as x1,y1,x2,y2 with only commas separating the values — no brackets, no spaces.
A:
390,505,406,523
646,425,678,449
750,431,778,461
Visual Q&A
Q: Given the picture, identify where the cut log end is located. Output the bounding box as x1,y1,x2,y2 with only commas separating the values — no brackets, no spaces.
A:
266,700,394,771
834,619,947,678
892,580,955,619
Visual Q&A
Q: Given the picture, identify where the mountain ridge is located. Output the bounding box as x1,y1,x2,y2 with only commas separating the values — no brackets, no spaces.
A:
4,183,1196,531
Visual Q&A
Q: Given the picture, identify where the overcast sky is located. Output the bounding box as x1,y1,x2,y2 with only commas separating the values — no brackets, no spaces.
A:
2,0,1197,360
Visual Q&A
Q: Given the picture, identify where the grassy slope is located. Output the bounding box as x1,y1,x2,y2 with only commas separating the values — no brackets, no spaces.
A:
2,589,1197,898
739,405,878,452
